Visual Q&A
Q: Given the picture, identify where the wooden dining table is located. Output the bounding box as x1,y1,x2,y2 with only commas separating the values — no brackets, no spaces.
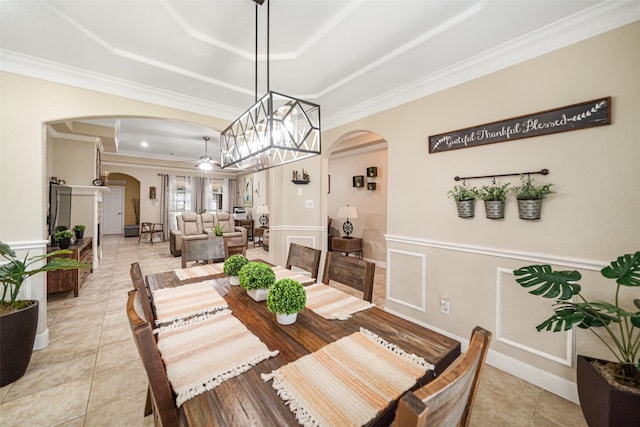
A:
146,264,461,427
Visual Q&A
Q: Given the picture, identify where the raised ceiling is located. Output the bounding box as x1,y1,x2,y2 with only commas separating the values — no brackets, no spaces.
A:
2,0,638,164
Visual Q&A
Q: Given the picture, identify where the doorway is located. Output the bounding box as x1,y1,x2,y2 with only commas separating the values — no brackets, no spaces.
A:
103,186,124,234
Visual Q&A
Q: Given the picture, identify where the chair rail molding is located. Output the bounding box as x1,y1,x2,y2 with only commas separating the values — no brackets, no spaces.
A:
385,234,605,271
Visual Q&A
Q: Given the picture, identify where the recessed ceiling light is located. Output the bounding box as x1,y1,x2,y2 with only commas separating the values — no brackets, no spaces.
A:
141,142,148,147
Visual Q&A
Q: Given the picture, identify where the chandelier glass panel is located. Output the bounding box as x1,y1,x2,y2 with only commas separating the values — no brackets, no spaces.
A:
220,0,321,171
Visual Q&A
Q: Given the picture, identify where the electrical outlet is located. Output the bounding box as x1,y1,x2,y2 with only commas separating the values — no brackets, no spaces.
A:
440,297,450,315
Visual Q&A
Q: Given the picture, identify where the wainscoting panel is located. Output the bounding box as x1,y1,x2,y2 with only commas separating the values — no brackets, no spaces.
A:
286,235,317,249
386,249,427,312
496,268,574,367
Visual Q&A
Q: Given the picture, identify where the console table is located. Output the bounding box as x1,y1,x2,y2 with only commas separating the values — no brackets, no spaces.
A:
332,237,363,259
47,238,93,297
235,219,253,243
253,227,268,247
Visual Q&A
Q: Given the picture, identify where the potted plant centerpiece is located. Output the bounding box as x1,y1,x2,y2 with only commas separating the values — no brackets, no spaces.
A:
513,251,640,426
476,182,511,219
0,240,90,386
447,184,477,218
213,225,224,237
72,224,86,240
54,229,75,249
239,261,275,302
224,254,249,286
267,278,306,325
512,175,555,220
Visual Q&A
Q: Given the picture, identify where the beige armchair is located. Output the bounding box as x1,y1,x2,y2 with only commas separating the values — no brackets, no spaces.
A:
169,211,248,256
169,212,208,256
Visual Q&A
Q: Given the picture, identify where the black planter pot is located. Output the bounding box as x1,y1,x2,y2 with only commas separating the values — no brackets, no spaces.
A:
74,230,84,239
0,300,39,386
58,238,71,249
577,355,640,427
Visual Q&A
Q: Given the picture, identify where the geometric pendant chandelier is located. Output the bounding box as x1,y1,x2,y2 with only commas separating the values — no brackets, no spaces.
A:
220,0,321,170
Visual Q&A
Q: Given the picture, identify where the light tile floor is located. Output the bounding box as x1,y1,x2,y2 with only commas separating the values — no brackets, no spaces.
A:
0,235,587,426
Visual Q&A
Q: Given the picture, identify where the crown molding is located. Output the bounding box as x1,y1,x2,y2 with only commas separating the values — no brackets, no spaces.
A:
323,1,640,129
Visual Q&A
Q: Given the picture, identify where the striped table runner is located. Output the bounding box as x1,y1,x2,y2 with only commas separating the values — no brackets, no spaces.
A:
305,283,374,320
174,263,224,281
152,281,227,325
262,328,434,426
157,309,279,407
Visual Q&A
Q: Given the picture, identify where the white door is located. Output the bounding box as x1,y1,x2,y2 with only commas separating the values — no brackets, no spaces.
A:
103,186,124,234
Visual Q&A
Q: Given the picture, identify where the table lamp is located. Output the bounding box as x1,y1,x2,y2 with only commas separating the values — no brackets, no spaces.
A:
256,205,269,227
337,205,358,238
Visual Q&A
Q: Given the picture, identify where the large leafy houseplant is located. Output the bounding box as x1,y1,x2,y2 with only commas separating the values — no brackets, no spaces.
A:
513,251,640,386
1,240,90,313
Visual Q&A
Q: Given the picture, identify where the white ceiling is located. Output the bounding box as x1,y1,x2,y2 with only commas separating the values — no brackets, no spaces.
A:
1,0,638,165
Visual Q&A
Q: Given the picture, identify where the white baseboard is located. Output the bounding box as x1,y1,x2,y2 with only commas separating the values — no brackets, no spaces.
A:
384,307,579,403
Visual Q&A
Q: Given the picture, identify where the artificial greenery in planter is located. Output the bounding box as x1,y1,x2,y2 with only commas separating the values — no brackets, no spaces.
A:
213,225,224,237
267,278,306,325
447,184,477,218
476,182,511,219
513,251,640,426
53,229,75,249
512,175,555,220
239,261,276,302
72,224,86,240
223,254,249,286
0,240,90,386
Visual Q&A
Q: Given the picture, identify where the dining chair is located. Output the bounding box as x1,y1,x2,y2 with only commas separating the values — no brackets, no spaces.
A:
285,243,322,279
224,237,246,259
321,251,375,302
393,326,492,427
127,290,181,427
130,262,155,324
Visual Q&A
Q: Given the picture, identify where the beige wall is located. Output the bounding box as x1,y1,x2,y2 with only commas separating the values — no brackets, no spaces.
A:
328,144,388,263
321,21,640,399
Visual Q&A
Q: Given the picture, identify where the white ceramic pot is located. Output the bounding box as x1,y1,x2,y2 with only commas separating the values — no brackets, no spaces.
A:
247,288,268,302
276,312,298,325
229,276,240,286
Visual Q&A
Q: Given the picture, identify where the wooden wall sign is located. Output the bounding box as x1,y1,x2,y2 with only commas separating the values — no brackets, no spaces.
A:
428,97,611,154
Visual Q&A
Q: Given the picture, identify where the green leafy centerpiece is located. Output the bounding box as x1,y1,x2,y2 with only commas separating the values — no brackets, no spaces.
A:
223,254,249,286
72,224,86,239
267,278,306,325
53,229,75,249
0,240,90,386
239,261,276,302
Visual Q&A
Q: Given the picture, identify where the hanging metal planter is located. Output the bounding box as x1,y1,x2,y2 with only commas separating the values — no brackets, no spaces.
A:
518,199,543,220
455,199,475,218
484,200,505,219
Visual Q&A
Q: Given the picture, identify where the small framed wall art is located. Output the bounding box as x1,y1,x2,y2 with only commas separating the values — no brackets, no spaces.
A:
353,175,365,188
367,167,377,177
367,182,377,190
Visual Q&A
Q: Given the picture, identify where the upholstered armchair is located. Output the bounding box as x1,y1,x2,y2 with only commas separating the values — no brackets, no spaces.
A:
169,212,208,256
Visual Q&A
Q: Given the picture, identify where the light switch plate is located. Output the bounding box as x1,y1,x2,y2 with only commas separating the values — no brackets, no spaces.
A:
305,200,313,208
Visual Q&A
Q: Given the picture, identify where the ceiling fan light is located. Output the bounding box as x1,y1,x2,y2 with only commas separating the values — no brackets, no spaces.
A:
198,162,213,171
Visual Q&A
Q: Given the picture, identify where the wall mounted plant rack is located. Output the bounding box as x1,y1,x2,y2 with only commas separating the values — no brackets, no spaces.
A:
454,168,549,182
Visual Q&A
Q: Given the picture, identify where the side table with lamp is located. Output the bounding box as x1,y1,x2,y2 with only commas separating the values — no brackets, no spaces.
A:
332,205,362,258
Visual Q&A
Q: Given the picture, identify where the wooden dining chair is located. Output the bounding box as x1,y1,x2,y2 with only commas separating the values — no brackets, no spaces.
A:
322,251,375,302
130,262,155,324
127,290,181,427
224,237,246,259
181,239,223,268
285,243,322,279
393,326,492,427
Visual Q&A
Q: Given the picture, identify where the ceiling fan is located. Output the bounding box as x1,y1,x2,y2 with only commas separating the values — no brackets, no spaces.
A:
195,136,217,170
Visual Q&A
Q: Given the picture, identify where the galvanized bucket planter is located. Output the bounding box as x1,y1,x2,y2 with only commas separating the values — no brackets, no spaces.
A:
518,199,542,220
455,199,475,218
484,200,505,219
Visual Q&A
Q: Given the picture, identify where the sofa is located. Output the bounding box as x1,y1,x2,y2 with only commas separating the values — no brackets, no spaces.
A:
169,211,248,256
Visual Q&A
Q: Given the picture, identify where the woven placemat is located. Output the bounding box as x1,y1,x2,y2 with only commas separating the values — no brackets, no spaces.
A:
174,263,224,281
262,328,434,426
152,281,227,325
157,309,279,407
305,283,374,320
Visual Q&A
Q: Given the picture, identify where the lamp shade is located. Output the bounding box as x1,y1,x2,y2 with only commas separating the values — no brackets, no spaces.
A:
256,205,269,215
337,206,358,219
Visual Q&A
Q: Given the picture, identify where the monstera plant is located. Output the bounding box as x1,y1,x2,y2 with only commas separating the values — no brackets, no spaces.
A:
514,251,640,425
